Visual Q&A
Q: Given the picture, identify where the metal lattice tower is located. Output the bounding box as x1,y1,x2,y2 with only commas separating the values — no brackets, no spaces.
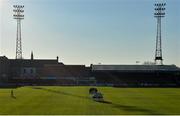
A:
154,3,166,65
13,5,24,59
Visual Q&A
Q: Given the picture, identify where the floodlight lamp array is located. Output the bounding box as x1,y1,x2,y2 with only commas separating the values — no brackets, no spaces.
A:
154,3,166,6
13,15,24,19
13,9,24,12
154,3,166,18
155,8,165,11
13,5,24,8
13,5,24,20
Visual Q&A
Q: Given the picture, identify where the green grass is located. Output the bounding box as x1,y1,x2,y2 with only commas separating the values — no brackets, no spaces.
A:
0,86,180,115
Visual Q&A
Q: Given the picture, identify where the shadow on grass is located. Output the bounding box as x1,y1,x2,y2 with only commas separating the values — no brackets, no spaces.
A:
35,87,90,100
97,100,162,114
96,100,112,104
35,87,162,115
113,104,161,114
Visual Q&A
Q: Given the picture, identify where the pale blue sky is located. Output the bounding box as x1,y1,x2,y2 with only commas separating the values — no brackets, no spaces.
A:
0,0,179,66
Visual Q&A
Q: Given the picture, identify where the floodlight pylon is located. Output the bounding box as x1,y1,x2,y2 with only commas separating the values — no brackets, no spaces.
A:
154,2,166,65
13,5,24,59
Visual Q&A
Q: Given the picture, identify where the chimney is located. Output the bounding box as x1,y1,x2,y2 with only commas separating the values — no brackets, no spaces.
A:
57,56,59,62
31,51,34,60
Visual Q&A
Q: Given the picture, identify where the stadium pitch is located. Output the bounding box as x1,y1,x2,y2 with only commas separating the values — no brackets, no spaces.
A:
0,86,180,115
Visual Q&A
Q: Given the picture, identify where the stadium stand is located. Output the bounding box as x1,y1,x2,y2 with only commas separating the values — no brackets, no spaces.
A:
91,65,180,87
1,56,180,87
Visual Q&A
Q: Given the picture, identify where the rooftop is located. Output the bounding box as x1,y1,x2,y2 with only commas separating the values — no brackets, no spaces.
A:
92,64,180,71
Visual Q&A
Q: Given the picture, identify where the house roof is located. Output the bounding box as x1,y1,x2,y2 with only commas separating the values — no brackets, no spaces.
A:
91,64,180,71
9,59,63,67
